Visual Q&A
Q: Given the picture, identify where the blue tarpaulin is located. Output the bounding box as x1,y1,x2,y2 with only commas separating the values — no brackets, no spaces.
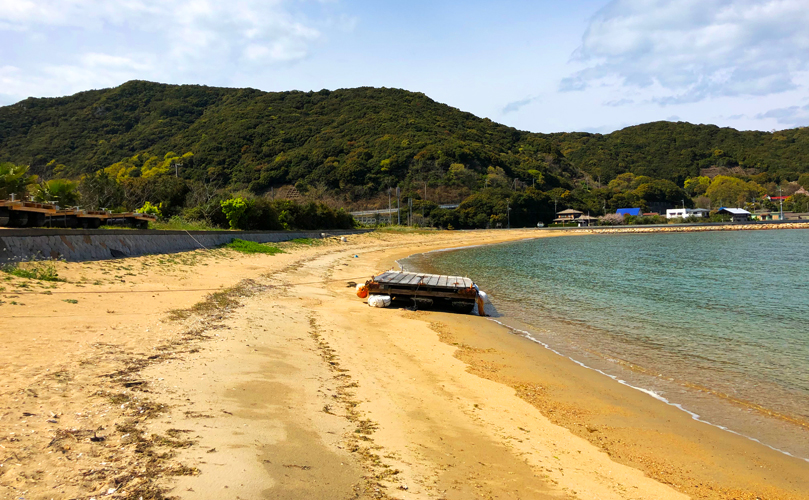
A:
616,208,642,217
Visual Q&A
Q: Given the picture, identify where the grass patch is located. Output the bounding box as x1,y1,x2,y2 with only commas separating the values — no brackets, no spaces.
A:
223,238,284,255
290,237,315,245
167,279,266,321
1,261,64,281
374,225,436,235
150,216,225,231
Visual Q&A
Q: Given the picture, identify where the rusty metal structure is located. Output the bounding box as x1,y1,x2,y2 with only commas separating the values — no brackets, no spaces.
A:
0,199,156,229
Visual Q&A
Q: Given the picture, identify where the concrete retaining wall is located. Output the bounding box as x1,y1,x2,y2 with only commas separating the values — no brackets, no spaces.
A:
0,228,370,263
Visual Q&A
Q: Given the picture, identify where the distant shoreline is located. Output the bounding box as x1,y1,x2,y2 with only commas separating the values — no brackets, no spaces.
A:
547,220,809,234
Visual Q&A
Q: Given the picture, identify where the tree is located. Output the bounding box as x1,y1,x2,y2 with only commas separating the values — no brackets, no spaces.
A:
0,163,37,199
137,201,163,218
684,176,711,196
221,197,251,229
78,170,123,210
33,179,80,206
705,175,765,207
599,213,625,225
633,179,690,206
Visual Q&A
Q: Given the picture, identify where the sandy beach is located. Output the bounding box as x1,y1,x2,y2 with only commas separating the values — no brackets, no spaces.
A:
2,229,808,500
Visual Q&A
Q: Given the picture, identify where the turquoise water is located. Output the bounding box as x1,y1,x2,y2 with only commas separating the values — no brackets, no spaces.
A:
404,230,809,460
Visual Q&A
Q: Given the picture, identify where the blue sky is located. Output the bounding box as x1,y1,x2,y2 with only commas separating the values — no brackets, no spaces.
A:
2,0,808,133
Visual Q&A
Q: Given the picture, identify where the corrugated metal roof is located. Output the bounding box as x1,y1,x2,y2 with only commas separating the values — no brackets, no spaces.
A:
718,208,751,215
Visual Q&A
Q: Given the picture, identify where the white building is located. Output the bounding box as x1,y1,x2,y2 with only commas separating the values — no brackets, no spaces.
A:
665,208,710,219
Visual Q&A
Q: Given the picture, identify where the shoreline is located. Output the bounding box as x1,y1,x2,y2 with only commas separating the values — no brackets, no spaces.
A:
551,220,809,234
405,240,809,465
2,229,808,499
387,236,809,499
491,317,809,464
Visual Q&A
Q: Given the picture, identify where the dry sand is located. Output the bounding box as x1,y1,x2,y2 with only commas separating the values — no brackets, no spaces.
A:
1,229,808,500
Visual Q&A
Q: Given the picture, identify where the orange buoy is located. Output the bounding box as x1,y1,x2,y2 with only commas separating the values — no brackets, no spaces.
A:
356,285,369,299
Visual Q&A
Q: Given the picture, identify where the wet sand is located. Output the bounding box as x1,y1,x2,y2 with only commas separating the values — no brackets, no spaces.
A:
1,229,808,499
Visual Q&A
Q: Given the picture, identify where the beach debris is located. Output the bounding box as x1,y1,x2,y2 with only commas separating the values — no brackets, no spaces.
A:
283,464,312,470
356,283,368,298
341,236,347,242
368,295,391,308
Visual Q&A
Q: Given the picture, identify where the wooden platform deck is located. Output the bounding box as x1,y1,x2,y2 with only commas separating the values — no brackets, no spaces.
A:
373,271,473,290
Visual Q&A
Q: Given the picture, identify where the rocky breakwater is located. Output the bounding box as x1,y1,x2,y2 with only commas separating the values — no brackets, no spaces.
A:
572,222,809,234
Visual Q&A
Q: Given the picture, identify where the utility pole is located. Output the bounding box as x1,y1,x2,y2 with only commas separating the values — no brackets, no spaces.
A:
423,181,427,226
507,199,511,229
175,162,183,178
408,198,412,226
388,187,391,225
779,185,784,220
397,187,401,225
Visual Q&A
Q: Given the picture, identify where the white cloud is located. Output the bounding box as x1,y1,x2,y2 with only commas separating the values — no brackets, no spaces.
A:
0,0,334,102
755,104,809,126
604,98,634,107
502,96,539,114
562,0,809,104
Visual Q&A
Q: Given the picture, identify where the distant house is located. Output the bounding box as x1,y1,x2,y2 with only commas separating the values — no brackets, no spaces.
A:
665,208,710,219
616,208,642,217
575,215,599,227
717,208,751,222
553,209,583,225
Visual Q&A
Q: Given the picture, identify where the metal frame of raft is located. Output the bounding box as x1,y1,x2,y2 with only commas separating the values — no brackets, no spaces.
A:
0,199,157,229
361,271,484,314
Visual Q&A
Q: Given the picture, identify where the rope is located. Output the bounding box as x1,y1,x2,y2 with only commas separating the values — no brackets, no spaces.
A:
184,229,210,250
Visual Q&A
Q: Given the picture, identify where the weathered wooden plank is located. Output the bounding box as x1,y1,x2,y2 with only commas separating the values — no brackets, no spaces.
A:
390,272,409,284
377,271,395,282
425,275,439,286
437,275,448,287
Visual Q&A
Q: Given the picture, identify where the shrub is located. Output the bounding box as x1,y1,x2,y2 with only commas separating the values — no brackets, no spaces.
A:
138,201,163,218
1,261,63,281
599,213,625,225
221,197,251,229
223,239,285,255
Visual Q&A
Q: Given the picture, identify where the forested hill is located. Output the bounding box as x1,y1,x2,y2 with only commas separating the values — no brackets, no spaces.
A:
1,80,808,201
554,122,809,185
0,81,576,199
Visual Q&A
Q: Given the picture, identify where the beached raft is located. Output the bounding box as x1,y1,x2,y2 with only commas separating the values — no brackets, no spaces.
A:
360,271,483,313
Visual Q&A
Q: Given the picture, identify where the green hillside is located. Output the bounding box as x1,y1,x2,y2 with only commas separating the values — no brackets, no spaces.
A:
0,81,575,200
553,122,809,185
2,81,809,227
3,81,809,193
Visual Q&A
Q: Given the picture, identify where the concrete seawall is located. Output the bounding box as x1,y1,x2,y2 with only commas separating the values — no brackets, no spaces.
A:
0,228,370,263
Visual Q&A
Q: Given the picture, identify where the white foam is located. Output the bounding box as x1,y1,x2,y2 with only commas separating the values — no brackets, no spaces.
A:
487,317,809,464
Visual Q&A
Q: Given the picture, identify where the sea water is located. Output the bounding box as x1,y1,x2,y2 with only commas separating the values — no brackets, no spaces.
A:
404,229,809,461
